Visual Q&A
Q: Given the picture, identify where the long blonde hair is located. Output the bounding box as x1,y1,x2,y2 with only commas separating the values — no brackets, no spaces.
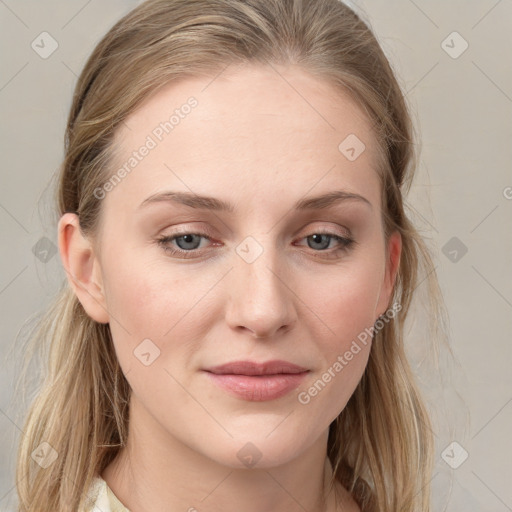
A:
13,0,452,510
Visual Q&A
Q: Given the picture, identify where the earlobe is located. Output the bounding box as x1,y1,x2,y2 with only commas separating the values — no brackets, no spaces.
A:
57,213,110,324
388,230,402,294
377,230,402,318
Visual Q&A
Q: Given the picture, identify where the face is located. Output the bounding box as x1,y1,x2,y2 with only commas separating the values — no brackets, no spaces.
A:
60,63,400,470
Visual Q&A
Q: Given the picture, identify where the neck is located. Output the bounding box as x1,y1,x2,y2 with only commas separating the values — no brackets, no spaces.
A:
101,394,341,512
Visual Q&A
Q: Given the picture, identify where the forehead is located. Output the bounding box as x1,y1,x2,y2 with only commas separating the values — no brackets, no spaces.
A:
105,63,383,215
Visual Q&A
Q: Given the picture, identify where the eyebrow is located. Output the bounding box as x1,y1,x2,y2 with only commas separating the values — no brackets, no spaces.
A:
138,189,373,212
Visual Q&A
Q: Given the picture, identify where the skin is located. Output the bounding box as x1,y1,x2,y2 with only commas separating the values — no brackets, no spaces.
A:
59,62,401,512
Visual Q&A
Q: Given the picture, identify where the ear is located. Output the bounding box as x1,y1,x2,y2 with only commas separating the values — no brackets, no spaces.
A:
375,230,402,318
57,213,109,324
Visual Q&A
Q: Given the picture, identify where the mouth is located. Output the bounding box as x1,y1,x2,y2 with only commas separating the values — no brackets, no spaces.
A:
202,360,310,401
204,360,309,376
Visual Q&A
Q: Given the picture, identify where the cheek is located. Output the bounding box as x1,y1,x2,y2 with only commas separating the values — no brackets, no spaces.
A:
101,252,223,373
294,259,382,414
301,258,384,343
99,251,170,351
102,248,199,332
102,267,200,409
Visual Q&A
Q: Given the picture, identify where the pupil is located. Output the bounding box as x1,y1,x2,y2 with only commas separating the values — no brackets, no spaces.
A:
177,234,199,250
310,234,329,250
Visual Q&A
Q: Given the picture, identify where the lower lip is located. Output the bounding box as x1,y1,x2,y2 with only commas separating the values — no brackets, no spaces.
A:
203,371,309,401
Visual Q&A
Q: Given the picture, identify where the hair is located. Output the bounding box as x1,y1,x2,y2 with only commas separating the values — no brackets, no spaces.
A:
12,0,452,510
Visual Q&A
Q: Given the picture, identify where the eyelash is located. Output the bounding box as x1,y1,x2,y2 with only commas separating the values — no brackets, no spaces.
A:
156,229,355,260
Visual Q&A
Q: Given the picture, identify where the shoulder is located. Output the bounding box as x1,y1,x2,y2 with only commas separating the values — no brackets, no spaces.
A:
85,474,132,512
84,475,111,511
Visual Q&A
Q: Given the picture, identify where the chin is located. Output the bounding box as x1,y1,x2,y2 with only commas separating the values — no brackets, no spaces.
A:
199,432,312,470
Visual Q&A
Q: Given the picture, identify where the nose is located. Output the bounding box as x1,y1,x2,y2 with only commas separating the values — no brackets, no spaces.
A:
225,241,297,339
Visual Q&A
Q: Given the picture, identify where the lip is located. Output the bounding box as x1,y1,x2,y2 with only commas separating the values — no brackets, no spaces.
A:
203,360,310,402
205,360,308,376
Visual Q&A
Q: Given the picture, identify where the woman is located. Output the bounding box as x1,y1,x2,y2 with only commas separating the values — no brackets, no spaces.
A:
15,0,449,510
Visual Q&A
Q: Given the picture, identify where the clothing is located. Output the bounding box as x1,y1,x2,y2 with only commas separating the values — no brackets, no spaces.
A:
85,458,341,511
86,475,131,512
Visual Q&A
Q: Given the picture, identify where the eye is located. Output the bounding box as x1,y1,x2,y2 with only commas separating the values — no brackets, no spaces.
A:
156,231,213,258
156,229,355,260
295,231,355,257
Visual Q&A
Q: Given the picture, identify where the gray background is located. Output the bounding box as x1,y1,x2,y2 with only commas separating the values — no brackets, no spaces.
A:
1,1,511,510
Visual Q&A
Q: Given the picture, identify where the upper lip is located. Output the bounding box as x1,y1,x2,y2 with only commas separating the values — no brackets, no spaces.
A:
204,360,309,376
